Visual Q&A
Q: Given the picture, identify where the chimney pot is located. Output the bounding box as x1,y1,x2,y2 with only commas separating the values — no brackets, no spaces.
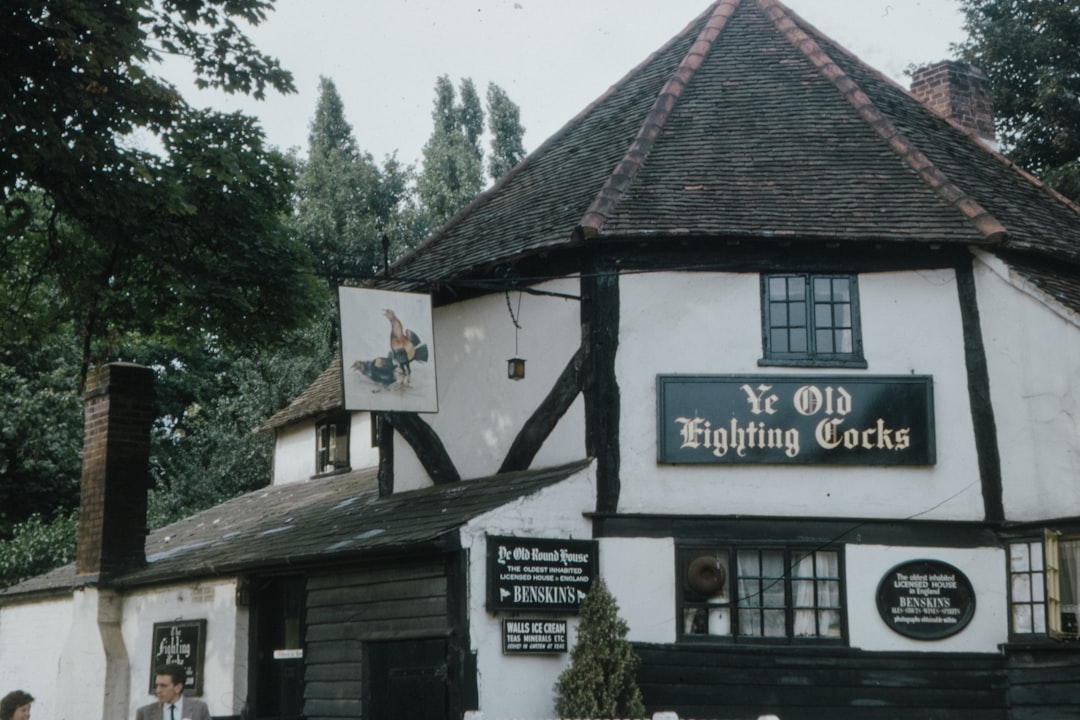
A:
910,60,996,148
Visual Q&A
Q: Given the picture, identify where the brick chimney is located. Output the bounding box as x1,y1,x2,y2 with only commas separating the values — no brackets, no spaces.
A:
910,60,997,149
76,363,155,580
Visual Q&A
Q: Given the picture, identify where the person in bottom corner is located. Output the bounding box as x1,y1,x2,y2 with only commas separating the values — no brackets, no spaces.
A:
135,664,211,720
0,690,33,720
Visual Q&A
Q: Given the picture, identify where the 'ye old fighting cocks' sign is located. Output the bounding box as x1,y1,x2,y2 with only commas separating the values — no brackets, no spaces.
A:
657,375,935,465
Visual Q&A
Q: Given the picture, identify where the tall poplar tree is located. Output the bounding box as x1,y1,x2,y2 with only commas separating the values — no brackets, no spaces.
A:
486,83,527,181
417,76,486,232
294,77,412,286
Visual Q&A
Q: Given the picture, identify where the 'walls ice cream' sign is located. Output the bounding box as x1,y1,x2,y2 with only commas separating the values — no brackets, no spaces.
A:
488,536,598,612
657,374,935,465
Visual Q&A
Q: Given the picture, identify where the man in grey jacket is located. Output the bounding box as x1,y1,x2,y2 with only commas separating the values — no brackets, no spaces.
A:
135,664,211,720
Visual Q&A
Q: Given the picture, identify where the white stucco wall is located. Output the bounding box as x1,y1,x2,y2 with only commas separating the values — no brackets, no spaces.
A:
272,422,313,484
597,539,1006,653
122,579,247,719
844,544,1007,652
617,269,984,521
974,251,1080,521
272,413,378,486
0,597,73,720
460,461,596,720
394,278,586,487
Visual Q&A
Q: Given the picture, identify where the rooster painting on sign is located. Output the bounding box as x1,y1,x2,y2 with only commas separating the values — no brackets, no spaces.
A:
339,287,438,413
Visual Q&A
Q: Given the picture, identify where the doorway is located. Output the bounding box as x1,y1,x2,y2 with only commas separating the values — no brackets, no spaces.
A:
367,638,449,720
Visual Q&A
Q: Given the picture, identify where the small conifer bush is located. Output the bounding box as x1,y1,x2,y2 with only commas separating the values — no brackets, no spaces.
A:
553,577,646,719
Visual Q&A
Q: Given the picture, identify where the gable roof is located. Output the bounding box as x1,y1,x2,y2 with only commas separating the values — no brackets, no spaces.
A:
0,459,593,602
260,355,343,431
386,0,1078,291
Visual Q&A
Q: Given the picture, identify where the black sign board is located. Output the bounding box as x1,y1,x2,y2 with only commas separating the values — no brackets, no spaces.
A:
657,374,935,465
488,536,598,612
149,619,206,694
502,619,569,654
876,560,976,640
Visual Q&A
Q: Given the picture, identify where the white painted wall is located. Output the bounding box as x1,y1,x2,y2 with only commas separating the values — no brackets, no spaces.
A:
975,251,1080,521
845,544,1007,652
460,461,596,720
597,539,1006,652
122,579,247,719
0,597,73,720
272,422,313,484
394,278,586,487
617,269,985,521
273,413,378,486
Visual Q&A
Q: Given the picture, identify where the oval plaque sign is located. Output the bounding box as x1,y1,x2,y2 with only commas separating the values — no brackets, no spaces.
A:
875,559,975,640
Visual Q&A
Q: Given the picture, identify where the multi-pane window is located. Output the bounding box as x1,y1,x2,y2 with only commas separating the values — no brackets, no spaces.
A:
1009,540,1047,636
316,414,350,475
761,274,865,367
1008,533,1080,639
679,545,844,642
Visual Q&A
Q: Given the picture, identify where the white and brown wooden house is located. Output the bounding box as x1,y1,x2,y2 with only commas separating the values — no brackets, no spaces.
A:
4,1,1080,719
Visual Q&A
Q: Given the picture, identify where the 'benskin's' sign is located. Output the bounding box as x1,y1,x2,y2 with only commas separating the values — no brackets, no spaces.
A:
657,375,935,465
488,536,597,612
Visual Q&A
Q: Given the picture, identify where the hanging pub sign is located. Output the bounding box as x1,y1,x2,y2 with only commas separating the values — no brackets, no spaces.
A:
502,619,569,654
339,287,438,413
148,619,206,694
656,374,935,465
876,559,976,640
488,536,598,612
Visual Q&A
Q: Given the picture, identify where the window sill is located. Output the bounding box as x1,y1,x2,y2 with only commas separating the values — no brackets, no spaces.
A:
758,357,868,369
312,466,353,479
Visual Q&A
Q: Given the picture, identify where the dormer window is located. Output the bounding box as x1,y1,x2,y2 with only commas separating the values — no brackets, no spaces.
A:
316,414,350,475
760,273,866,368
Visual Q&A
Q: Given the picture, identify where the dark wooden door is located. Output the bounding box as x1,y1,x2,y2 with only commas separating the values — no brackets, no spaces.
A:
252,575,305,720
368,638,449,720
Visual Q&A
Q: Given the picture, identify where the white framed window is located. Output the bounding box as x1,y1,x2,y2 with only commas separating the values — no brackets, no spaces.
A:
678,545,844,642
315,414,350,475
761,273,866,368
1008,532,1080,639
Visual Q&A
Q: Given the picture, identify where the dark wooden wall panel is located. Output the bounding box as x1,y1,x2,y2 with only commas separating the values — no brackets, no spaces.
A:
635,644,1006,720
1005,646,1080,720
303,558,449,720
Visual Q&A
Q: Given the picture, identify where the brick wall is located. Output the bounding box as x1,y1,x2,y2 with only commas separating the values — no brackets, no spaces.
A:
75,363,155,579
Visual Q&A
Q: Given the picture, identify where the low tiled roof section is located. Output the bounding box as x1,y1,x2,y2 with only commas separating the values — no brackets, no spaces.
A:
0,459,592,599
388,0,1079,289
260,355,343,431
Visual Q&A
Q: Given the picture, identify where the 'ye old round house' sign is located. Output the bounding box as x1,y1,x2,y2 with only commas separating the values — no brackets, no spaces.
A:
876,559,976,640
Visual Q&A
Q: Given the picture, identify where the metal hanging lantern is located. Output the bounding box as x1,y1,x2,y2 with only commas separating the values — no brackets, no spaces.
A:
507,357,526,380
506,290,525,380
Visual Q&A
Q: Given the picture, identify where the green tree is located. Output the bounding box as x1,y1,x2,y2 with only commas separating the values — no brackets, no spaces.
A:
0,510,79,589
486,83,527,181
955,0,1080,202
0,331,84,538
294,77,414,285
554,578,647,719
0,0,325,386
417,76,486,232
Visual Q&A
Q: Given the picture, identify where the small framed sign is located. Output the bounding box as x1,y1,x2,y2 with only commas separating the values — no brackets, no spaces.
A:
488,536,598,612
149,619,206,694
502,619,568,654
876,560,976,640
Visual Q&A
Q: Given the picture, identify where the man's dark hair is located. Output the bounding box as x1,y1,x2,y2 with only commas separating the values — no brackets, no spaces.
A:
0,691,34,720
156,664,188,688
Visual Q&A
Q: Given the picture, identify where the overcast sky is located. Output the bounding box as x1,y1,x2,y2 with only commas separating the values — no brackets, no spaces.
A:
163,0,967,167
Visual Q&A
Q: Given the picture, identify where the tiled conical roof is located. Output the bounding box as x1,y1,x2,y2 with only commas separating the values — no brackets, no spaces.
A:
388,0,1079,289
